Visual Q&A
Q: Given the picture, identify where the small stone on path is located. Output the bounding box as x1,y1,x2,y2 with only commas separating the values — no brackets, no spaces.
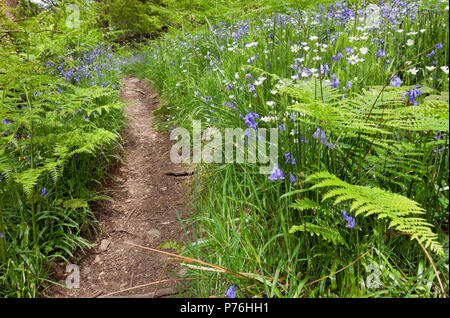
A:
147,229,161,243
99,239,111,252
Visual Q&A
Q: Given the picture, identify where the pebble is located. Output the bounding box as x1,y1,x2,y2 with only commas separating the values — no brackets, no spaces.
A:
147,229,161,243
99,239,110,252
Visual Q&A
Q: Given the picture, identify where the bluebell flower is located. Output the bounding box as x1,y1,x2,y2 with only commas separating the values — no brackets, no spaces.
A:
404,86,422,106
433,130,446,141
426,50,435,58
344,47,353,54
313,127,327,144
225,285,237,298
375,49,386,58
268,164,284,181
243,111,258,130
390,75,402,88
244,128,253,139
289,173,297,184
313,127,336,149
320,63,330,77
435,43,443,50
284,153,296,165
346,80,352,89
279,124,285,131
342,209,356,229
40,187,48,197
330,73,340,89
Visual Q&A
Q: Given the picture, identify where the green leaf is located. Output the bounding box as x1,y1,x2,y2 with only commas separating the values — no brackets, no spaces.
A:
63,199,89,209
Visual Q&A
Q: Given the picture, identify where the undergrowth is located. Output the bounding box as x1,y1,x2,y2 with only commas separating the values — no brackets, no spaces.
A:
124,0,449,298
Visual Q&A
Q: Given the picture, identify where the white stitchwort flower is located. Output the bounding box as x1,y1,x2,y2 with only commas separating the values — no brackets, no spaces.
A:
360,47,368,55
291,44,301,53
270,89,278,95
425,66,436,71
347,54,364,65
245,41,258,48
303,46,310,51
266,101,275,107
407,67,419,75
441,66,449,74
406,39,414,46
254,76,267,86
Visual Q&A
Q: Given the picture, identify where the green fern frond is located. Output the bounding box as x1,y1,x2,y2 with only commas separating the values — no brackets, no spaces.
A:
305,171,443,255
289,222,346,246
289,197,321,211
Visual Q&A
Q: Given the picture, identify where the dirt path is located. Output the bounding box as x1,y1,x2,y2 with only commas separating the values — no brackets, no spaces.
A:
48,76,193,298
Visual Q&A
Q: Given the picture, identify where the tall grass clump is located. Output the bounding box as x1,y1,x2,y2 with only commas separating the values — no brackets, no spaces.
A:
124,0,449,297
0,0,123,297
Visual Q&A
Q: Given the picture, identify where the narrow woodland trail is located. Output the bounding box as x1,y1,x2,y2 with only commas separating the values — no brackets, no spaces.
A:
49,76,193,298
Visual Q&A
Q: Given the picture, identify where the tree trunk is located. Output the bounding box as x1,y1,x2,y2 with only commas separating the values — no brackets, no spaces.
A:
1,0,20,20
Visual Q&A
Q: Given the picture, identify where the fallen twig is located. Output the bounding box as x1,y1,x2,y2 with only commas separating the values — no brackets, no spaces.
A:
307,248,372,287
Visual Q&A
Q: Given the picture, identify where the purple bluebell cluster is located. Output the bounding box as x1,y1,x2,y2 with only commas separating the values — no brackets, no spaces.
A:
313,127,336,149
433,131,447,153
46,43,119,89
404,86,422,106
284,153,296,165
40,187,48,197
342,209,356,229
390,75,403,88
225,285,237,298
244,111,259,130
268,164,284,181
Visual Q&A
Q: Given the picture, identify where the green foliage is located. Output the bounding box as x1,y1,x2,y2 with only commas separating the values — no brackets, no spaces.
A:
98,0,172,41
0,0,124,297
289,222,347,246
305,171,444,255
123,0,449,298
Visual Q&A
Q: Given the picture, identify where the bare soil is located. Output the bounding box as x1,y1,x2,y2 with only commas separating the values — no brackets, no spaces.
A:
48,76,193,298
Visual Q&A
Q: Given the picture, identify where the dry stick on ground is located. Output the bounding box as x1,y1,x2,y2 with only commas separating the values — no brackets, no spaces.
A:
391,232,445,295
306,248,372,287
99,278,193,298
102,242,273,298
111,287,183,298
125,241,247,279
415,237,445,295
152,257,178,298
